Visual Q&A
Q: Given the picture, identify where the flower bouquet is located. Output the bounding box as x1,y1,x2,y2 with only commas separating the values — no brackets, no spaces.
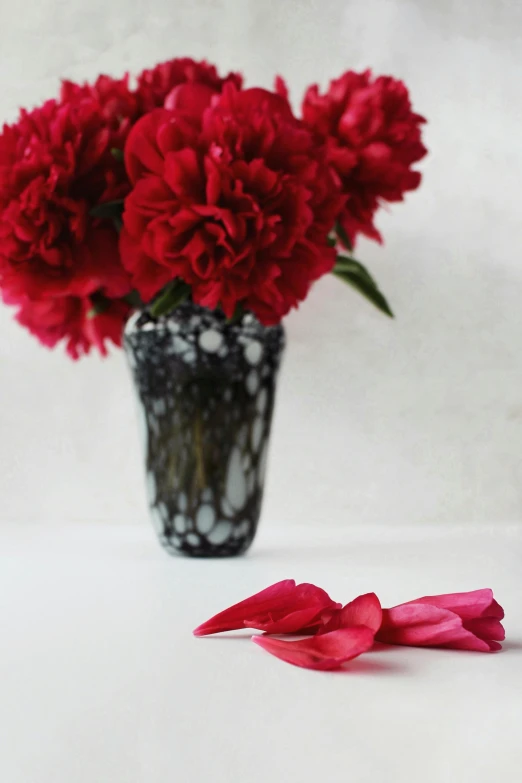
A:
0,58,426,556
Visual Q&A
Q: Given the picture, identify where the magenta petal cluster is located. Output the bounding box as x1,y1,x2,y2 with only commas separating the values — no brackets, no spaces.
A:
194,582,505,672
253,627,375,671
193,579,340,636
319,592,383,635
376,589,505,652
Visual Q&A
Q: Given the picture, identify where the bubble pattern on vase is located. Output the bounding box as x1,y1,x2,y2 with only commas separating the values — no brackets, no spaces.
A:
124,304,285,557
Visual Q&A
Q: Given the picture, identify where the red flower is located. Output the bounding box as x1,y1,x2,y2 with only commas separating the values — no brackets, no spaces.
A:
193,579,340,636
302,70,427,245
60,74,139,144
136,57,243,114
3,227,130,359
0,96,132,302
253,626,375,670
10,292,130,359
82,299,131,357
121,85,343,324
0,84,133,358
376,589,505,652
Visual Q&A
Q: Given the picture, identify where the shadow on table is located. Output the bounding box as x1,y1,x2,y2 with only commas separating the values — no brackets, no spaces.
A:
336,657,408,676
500,640,522,652
196,633,253,641
196,635,409,674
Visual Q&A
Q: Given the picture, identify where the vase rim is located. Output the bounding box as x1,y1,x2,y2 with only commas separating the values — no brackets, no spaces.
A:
124,302,284,340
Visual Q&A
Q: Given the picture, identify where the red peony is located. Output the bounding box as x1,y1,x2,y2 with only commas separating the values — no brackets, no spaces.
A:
135,57,243,114
0,60,427,357
0,95,132,299
302,69,427,245
9,293,130,359
0,82,133,357
120,84,343,324
60,74,139,143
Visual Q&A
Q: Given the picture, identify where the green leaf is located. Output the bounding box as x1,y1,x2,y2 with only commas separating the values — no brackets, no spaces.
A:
335,221,352,251
112,216,123,233
123,290,145,309
87,293,111,319
149,280,191,318
111,148,124,162
226,302,245,325
334,255,378,287
90,200,124,220
333,257,393,318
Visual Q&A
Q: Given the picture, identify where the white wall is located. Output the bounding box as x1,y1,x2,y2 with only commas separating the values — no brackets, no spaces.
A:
1,0,521,528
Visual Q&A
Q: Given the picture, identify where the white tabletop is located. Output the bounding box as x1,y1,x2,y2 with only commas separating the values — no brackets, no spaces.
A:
1,523,521,783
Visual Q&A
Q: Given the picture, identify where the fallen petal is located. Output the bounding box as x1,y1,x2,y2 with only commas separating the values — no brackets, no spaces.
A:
463,617,505,642
193,579,339,636
252,627,375,670
193,580,295,636
404,589,504,621
376,604,494,652
321,592,382,634
378,588,505,652
251,606,332,635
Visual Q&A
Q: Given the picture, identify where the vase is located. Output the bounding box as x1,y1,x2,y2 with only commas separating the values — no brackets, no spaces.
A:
123,303,285,557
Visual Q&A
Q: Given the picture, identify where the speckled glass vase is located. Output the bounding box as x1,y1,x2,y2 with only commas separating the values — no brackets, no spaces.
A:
123,303,285,557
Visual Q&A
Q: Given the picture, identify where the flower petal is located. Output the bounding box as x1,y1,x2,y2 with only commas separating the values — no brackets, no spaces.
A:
124,109,172,182
463,617,505,642
403,589,504,621
251,606,333,635
193,580,339,636
252,627,375,670
321,592,382,634
193,580,295,636
376,604,494,652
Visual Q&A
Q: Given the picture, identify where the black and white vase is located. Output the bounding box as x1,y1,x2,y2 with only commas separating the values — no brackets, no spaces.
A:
123,303,285,557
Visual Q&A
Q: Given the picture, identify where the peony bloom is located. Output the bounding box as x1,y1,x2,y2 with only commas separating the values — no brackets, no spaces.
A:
81,299,130,356
60,74,139,144
376,589,505,652
0,96,132,300
11,292,130,359
0,82,133,357
135,57,243,114
253,626,375,670
121,84,343,324
193,579,341,636
302,69,427,245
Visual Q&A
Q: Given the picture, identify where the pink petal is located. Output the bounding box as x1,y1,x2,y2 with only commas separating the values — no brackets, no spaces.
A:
376,604,494,652
193,580,295,636
252,627,375,670
463,617,505,642
321,592,382,634
488,599,505,620
251,606,333,635
193,580,339,636
440,634,497,653
403,589,504,621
